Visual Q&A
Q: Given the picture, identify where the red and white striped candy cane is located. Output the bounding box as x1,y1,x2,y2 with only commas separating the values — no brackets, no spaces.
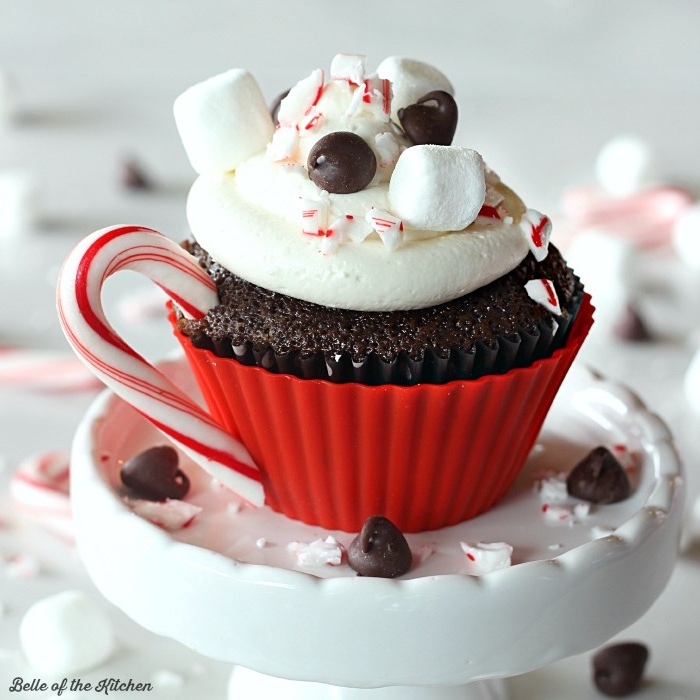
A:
56,225,264,506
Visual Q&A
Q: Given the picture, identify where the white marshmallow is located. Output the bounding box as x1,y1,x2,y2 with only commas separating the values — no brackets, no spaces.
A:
672,202,700,270
174,69,274,175
19,590,115,675
0,170,39,239
377,56,453,121
595,136,656,197
389,145,485,231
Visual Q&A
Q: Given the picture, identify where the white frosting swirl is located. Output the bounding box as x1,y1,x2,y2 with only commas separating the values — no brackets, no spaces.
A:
187,171,529,311
181,55,533,311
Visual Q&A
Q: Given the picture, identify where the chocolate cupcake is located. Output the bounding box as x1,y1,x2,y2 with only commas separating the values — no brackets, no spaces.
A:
169,54,593,532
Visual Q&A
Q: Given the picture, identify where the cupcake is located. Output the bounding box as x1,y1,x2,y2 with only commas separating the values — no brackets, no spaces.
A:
171,54,593,532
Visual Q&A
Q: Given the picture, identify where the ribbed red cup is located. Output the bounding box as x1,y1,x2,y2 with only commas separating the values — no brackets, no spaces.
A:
172,295,593,533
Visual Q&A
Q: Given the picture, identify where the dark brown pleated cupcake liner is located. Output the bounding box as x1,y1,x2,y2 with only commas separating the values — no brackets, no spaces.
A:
188,287,583,387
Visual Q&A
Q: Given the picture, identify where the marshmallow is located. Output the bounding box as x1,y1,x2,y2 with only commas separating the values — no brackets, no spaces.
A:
376,56,453,121
595,136,656,197
389,145,485,231
19,590,116,675
0,170,39,239
174,69,274,175
672,203,700,270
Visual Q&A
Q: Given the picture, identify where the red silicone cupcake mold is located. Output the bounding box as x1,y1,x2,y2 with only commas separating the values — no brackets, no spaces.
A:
173,295,594,533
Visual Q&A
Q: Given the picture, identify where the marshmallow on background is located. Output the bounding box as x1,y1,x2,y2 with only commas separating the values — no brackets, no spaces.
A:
672,203,700,270
174,69,274,175
377,56,453,121
0,170,39,239
19,590,116,675
389,145,485,230
595,135,656,197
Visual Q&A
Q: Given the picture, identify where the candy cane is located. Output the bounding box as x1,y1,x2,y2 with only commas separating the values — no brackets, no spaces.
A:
56,225,264,506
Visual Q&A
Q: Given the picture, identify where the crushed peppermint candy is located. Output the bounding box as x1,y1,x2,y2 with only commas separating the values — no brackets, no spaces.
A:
525,278,562,315
129,498,202,531
536,474,569,504
460,541,513,575
288,536,345,567
520,209,552,262
365,207,404,250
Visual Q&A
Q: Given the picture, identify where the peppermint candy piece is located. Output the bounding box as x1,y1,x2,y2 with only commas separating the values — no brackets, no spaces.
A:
460,541,513,576
287,536,345,567
330,53,366,85
300,196,329,236
129,498,202,531
524,278,562,315
277,69,324,128
366,207,404,251
520,209,552,262
320,214,373,255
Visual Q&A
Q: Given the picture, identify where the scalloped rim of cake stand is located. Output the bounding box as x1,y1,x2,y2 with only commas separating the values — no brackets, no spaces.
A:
70,360,684,689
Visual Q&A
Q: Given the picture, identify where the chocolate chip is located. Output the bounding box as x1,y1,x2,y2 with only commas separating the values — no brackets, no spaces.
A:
307,131,377,194
566,446,631,504
592,642,649,697
119,157,151,190
347,515,412,578
120,445,189,501
269,88,290,124
614,303,652,342
398,90,458,146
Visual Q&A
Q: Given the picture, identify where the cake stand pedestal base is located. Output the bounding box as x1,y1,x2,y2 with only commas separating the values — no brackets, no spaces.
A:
228,666,508,700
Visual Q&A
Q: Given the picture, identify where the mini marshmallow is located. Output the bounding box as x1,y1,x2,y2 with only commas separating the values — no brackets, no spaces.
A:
595,136,656,197
0,170,39,239
19,590,115,675
174,69,274,175
672,202,700,270
376,56,453,121
389,145,485,231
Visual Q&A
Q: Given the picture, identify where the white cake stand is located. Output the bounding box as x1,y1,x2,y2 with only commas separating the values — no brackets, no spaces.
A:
70,361,684,699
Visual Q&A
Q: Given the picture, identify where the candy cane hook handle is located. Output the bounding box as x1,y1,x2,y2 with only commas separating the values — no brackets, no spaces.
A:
57,225,264,506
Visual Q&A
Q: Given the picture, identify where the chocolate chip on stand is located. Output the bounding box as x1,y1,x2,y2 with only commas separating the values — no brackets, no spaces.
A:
307,131,377,194
592,642,649,697
347,515,412,578
120,445,190,501
566,446,631,504
398,90,458,146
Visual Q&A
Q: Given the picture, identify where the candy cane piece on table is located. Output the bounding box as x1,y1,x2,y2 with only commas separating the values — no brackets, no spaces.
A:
0,346,102,392
9,450,74,541
56,225,264,507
